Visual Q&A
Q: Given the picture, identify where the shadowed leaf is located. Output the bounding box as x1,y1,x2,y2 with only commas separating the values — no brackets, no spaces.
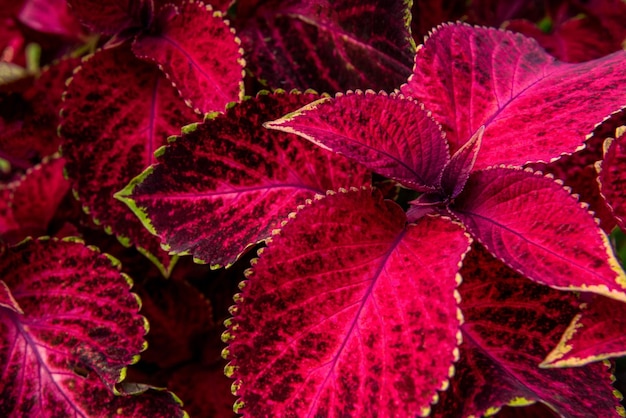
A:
599,129,626,231
60,44,199,276
432,244,623,418
117,91,369,267
132,0,245,113
234,0,414,92
542,295,626,367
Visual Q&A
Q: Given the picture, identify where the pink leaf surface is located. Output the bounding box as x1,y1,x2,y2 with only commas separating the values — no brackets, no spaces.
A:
132,0,245,113
401,23,626,169
433,244,622,417
234,0,414,92
60,45,199,276
542,295,626,368
266,91,449,191
18,0,85,39
0,237,156,415
117,91,369,267
450,166,626,301
599,129,626,231
226,188,471,416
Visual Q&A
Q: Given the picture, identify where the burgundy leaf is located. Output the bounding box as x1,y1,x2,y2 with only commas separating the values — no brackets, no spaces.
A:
0,57,79,176
234,0,414,92
450,166,626,301
599,129,626,231
65,377,186,418
494,403,560,418
0,237,152,415
410,0,467,41
226,188,471,416
60,44,199,276
67,0,146,35
440,126,484,198
116,91,369,268
5,155,70,244
542,295,626,368
0,280,22,314
504,0,626,63
134,276,213,368
527,109,626,233
167,363,235,418
266,91,448,191
0,186,19,242
132,0,245,113
401,23,626,169
433,244,623,417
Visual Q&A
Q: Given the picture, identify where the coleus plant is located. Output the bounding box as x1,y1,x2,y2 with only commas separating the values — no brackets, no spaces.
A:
4,0,626,416
115,20,626,416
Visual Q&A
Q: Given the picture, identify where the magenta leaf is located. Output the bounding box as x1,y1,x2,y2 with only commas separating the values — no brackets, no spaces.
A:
18,0,85,39
542,295,626,368
433,244,623,417
450,166,626,301
60,44,199,276
117,91,370,268
225,188,472,416
439,126,484,198
598,129,626,231
401,23,626,169
132,0,245,113
234,0,414,92
266,91,449,191
0,237,158,415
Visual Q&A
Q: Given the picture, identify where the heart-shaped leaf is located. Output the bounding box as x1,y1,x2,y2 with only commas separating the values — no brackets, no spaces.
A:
234,0,414,92
132,0,245,113
266,91,449,191
117,91,370,268
542,295,626,368
225,188,471,416
401,23,626,169
0,237,162,415
433,244,623,417
450,166,626,301
598,128,626,231
60,44,199,276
